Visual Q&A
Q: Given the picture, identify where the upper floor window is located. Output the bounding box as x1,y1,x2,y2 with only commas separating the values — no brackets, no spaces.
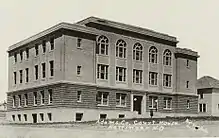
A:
25,68,29,83
187,100,190,109
18,95,21,107
116,39,126,58
77,65,81,76
186,59,189,67
24,94,28,106
33,92,37,106
20,50,23,61
42,40,46,53
97,64,108,80
116,67,126,82
50,37,54,50
12,95,16,108
13,72,16,85
163,49,171,66
96,35,109,55
42,63,46,78
200,93,204,99
14,52,17,63
163,74,172,87
186,81,189,88
133,69,143,84
149,46,158,63
49,60,54,77
40,90,45,105
19,70,23,83
35,44,39,56
35,65,38,80
133,43,143,61
149,72,158,86
77,38,82,48
26,48,29,59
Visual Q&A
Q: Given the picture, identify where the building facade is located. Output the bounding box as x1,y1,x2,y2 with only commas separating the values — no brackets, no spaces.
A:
197,76,219,116
6,17,199,123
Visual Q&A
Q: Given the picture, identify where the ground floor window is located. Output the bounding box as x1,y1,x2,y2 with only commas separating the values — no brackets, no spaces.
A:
23,114,27,121
96,92,109,106
199,103,207,112
40,113,44,121
116,93,126,106
164,97,172,109
17,114,21,121
12,115,15,121
149,96,158,109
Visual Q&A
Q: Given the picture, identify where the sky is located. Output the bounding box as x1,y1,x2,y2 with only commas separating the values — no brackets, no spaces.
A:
0,0,218,102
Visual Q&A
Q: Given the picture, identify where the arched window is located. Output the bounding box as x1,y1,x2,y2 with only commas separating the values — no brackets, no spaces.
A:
149,46,158,63
116,39,126,58
96,35,109,55
133,43,143,61
163,49,172,66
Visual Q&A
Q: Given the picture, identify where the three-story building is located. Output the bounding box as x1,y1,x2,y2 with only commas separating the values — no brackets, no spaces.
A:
6,17,199,123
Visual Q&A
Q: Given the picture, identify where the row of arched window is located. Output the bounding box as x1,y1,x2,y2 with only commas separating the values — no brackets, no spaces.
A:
96,35,172,66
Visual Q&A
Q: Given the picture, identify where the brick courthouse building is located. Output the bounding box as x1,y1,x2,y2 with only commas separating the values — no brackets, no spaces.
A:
6,17,199,123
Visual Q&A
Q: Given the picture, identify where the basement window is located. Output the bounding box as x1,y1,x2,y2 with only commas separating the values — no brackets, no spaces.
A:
99,114,107,120
75,113,83,122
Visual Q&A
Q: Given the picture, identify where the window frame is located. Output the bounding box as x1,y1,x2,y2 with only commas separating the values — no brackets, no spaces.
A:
116,67,126,82
116,39,126,58
163,49,172,66
163,97,172,110
133,43,143,61
149,72,158,86
133,69,143,84
116,93,127,107
163,74,172,87
149,46,158,63
96,91,109,106
149,96,158,109
97,64,108,80
96,35,109,55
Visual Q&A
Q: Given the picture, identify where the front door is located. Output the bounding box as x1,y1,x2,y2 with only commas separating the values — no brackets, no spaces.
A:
133,96,143,114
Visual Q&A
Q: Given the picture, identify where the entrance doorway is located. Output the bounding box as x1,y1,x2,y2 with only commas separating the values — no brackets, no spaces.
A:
32,114,37,123
133,95,143,114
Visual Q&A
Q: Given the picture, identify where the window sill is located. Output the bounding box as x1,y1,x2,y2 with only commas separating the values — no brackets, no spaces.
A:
149,84,158,87
116,81,127,84
163,108,172,110
77,47,82,50
77,101,82,103
77,75,82,77
49,76,54,80
149,108,157,110
163,65,172,68
149,62,158,65
133,82,143,85
116,105,126,108
97,54,109,57
34,56,39,59
41,78,46,81
116,57,127,60
97,104,109,107
49,50,54,53
163,86,172,89
47,103,53,105
33,104,37,107
133,60,143,63
40,104,45,106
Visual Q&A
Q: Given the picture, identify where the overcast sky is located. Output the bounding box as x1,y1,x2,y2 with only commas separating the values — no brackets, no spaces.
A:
0,0,218,102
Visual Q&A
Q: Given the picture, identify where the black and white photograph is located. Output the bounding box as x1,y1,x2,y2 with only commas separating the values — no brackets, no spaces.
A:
0,0,219,137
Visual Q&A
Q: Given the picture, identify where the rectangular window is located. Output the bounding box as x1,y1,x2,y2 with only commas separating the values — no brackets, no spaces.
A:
18,114,21,121
18,95,21,107
149,96,158,109
35,44,39,56
199,103,207,112
99,114,107,120
19,70,23,83
50,37,54,50
40,90,45,105
186,81,189,88
35,65,38,80
40,113,44,121
47,113,52,121
14,52,17,63
133,69,143,84
48,89,53,104
12,95,16,108
24,114,27,121
77,38,82,48
26,48,29,59
116,67,126,82
116,93,126,106
187,100,190,109
12,115,15,121
164,97,172,109
42,40,46,53
97,64,108,80
42,63,46,78
77,91,82,102
33,92,37,105
20,50,23,61
25,68,29,83
149,72,158,86
200,93,204,99
186,59,189,67
118,114,125,119
49,60,54,77
163,74,172,87
96,92,109,106
75,113,83,121
14,72,16,84
77,66,81,75
24,94,28,106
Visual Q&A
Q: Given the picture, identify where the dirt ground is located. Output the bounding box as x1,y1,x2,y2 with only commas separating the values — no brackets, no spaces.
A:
0,121,219,138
